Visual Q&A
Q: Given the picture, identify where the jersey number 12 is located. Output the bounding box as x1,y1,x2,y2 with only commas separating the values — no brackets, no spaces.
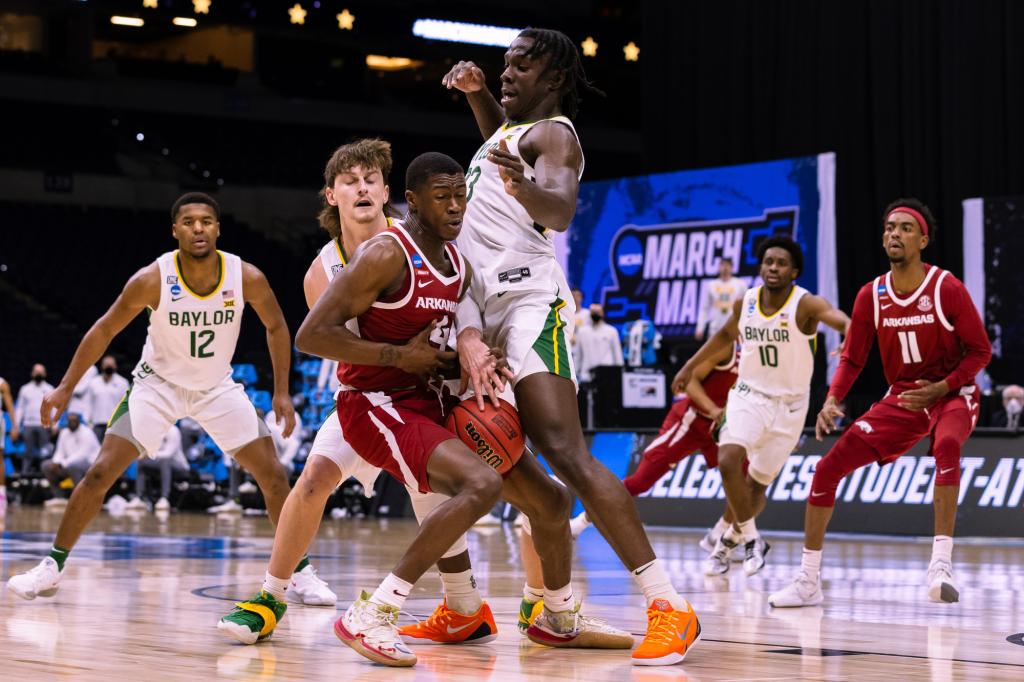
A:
190,330,215,358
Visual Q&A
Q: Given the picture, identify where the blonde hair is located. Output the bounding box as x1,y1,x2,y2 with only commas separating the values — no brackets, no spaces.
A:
317,138,397,238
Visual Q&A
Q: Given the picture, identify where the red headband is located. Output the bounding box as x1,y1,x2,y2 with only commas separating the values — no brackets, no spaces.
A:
887,206,929,236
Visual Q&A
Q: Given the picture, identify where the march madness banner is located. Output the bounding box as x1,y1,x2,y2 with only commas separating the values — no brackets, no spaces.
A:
564,153,839,374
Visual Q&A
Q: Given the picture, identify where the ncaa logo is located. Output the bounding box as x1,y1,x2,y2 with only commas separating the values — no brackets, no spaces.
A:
917,294,933,312
170,284,182,296
412,254,424,269
614,235,643,277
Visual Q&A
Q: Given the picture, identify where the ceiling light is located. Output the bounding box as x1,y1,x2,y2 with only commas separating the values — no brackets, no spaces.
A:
111,16,145,27
173,17,197,27
412,19,521,47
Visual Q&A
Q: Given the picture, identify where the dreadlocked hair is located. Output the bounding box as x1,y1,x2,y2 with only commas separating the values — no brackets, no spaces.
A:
519,28,604,119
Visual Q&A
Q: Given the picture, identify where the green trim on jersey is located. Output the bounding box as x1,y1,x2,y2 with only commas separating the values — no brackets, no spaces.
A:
107,386,132,428
531,298,572,379
320,403,337,426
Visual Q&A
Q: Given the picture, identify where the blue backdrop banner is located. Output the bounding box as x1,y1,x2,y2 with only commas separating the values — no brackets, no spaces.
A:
566,153,837,365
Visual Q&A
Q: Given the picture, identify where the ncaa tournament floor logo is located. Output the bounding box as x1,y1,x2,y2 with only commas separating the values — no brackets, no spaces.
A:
602,208,799,340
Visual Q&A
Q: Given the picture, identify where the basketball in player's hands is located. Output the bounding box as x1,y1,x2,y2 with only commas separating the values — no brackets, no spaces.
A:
446,397,525,475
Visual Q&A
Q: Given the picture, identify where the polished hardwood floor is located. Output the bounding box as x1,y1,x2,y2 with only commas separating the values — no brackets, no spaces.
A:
1,507,1022,680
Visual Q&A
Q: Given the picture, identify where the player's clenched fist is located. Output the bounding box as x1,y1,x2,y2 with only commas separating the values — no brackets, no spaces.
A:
442,61,486,93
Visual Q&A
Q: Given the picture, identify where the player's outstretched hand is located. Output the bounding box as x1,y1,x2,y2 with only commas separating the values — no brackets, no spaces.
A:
815,396,845,441
272,392,297,439
40,385,72,429
488,139,525,197
397,321,457,379
442,61,486,93
898,379,948,412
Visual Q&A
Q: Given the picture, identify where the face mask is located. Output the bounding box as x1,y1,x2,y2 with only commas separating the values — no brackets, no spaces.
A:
32,374,45,383
591,313,603,324
103,366,115,376
1008,398,1023,416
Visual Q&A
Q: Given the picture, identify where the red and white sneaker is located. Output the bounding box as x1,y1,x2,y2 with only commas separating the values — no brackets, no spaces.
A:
334,591,417,667
526,603,633,649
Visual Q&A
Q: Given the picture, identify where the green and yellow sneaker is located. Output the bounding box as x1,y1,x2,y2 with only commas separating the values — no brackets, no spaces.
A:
517,598,544,635
218,590,288,645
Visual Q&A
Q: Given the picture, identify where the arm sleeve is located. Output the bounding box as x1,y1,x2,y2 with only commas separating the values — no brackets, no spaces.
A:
828,284,877,403
941,277,992,392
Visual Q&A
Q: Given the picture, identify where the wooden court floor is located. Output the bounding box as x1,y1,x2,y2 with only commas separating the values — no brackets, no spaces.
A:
1,507,1023,681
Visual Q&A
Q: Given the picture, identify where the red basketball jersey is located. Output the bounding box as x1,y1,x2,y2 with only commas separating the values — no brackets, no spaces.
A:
336,223,466,393
830,264,991,402
693,345,739,416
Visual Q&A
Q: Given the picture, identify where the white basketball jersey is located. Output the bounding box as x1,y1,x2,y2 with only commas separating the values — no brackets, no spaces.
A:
459,116,584,302
138,250,244,390
736,285,816,398
318,237,347,280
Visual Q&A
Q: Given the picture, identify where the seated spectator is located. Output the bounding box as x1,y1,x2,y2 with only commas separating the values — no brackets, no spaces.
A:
42,413,100,508
85,356,130,442
991,385,1023,430
129,423,189,512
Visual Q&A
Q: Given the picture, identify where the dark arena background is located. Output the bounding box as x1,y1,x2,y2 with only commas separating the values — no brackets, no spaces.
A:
1,1,1022,679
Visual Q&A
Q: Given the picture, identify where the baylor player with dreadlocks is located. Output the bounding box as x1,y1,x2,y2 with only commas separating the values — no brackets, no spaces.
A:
428,28,702,666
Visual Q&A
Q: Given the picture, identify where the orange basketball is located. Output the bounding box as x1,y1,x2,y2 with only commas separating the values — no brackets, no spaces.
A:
445,397,525,475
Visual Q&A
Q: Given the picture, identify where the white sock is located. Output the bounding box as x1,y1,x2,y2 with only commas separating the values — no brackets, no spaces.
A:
800,548,822,579
722,524,741,544
632,559,685,610
543,583,575,613
440,569,482,615
523,583,544,603
371,573,414,610
712,516,730,537
569,512,590,537
737,518,758,542
262,572,290,601
932,535,953,564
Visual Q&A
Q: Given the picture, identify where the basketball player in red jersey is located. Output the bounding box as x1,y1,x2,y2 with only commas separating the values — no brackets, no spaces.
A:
770,198,992,608
571,344,740,539
296,153,630,667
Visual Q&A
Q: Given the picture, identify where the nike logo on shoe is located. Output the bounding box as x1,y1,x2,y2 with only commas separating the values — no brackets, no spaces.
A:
446,622,476,635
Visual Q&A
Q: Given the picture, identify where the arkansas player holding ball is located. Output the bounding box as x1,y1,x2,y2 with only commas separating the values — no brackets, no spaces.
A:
770,198,992,608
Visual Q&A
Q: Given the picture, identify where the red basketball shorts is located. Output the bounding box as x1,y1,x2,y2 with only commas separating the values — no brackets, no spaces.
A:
336,388,457,494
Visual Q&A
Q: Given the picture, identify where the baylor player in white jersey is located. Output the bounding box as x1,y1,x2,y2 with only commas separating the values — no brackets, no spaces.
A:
676,236,849,577
6,193,329,605
443,30,705,666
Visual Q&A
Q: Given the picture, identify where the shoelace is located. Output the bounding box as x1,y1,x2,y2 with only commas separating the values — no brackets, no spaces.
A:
929,560,953,578
644,609,677,645
578,613,618,632
421,605,456,631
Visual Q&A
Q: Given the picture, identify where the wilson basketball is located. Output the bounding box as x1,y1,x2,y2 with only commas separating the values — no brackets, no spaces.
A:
446,398,525,475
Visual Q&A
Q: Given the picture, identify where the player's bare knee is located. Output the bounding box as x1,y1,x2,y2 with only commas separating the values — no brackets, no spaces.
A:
718,449,745,479
465,469,502,510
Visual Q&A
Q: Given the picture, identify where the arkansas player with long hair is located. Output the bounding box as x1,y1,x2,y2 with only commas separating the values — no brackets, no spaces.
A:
770,198,991,608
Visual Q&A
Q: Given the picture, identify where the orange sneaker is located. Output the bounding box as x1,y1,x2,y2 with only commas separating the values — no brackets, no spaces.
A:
631,598,701,666
399,600,498,645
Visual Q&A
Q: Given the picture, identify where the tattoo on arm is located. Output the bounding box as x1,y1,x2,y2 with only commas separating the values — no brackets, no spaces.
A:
379,346,399,366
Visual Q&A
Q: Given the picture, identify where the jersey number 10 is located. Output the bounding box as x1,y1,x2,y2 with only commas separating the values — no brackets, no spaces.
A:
758,344,779,367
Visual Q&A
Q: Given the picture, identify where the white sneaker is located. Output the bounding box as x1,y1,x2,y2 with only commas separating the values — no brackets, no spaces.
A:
104,494,128,515
927,560,960,603
289,565,337,606
154,497,171,511
7,557,62,600
768,571,824,608
698,530,719,554
208,499,243,514
126,497,150,511
743,537,771,576
44,497,69,510
704,537,737,576
238,481,258,494
333,592,417,667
